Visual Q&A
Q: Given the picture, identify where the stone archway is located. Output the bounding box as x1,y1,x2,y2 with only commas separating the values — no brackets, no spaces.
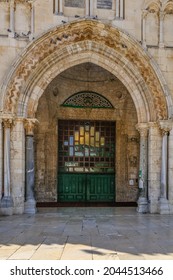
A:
0,19,172,215
0,19,170,120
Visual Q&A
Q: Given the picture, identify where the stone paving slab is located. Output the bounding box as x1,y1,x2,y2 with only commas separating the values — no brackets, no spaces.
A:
0,207,173,260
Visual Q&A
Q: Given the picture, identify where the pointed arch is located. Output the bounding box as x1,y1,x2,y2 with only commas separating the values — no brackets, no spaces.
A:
0,19,171,122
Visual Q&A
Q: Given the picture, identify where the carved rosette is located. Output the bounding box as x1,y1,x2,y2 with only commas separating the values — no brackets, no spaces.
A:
24,118,38,136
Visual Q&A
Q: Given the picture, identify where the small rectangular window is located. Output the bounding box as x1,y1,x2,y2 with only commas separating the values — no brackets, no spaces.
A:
97,0,112,10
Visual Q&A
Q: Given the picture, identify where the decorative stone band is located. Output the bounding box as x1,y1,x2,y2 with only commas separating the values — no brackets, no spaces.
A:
24,118,39,136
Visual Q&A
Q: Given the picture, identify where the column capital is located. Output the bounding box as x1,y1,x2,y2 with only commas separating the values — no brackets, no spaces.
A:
142,9,148,19
136,123,149,137
24,118,38,136
159,11,166,20
2,117,14,128
158,119,173,135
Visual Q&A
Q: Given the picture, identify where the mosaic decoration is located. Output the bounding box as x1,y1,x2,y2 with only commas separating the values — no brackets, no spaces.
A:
62,91,114,109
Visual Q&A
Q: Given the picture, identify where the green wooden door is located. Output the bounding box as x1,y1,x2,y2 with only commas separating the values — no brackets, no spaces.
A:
58,173,115,202
58,120,115,202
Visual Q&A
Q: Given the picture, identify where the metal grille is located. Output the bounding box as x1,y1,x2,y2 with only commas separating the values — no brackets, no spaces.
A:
62,91,113,108
58,120,115,173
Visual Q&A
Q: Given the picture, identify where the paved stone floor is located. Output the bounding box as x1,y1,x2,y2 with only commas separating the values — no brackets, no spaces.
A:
0,207,173,260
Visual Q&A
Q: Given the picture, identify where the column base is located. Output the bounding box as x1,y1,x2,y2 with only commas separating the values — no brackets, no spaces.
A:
0,196,14,216
137,197,148,213
24,199,37,214
159,197,170,214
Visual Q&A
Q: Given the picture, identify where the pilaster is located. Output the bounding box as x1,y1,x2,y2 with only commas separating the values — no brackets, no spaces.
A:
30,0,35,40
159,11,165,48
0,119,2,202
9,0,15,38
142,10,148,48
116,0,120,18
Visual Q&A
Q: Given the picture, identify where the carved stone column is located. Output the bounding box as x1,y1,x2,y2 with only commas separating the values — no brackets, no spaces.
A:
55,0,59,14
24,119,38,214
116,0,120,18
0,118,14,215
159,120,172,214
85,0,89,17
9,0,15,38
28,0,35,40
90,0,94,17
159,11,165,48
142,10,148,48
136,123,149,213
120,0,124,19
59,0,63,15
0,119,2,201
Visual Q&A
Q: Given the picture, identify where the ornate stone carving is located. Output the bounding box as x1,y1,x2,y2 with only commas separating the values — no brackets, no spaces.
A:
24,118,38,135
158,119,173,135
62,91,114,108
136,123,149,138
2,117,14,128
3,20,168,120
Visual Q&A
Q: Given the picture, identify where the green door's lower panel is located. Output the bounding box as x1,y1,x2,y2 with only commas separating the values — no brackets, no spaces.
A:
58,174,86,202
58,173,115,202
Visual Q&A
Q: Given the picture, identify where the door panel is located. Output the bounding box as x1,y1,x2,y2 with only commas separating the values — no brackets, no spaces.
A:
58,173,86,201
58,173,115,202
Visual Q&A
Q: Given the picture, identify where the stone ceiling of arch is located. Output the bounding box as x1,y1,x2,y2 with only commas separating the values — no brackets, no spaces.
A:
3,19,168,120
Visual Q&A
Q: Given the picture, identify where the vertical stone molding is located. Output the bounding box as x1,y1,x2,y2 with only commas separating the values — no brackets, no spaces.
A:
168,128,173,213
24,118,38,214
9,0,15,38
29,0,35,40
59,0,63,15
136,123,149,213
142,10,147,48
54,0,59,14
148,122,162,213
0,118,14,216
159,120,172,214
120,0,124,19
85,0,89,17
90,0,94,17
159,11,165,48
0,119,2,202
116,0,120,18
